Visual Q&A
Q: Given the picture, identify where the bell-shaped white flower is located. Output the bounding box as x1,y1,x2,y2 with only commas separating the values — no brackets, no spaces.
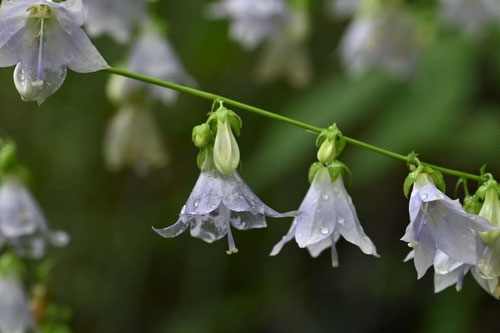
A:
0,176,69,258
153,156,298,254
0,0,108,104
83,0,146,43
103,103,168,175
207,0,288,50
339,6,420,78
271,167,378,267
402,174,496,279
440,0,500,34
0,273,35,333
107,21,193,106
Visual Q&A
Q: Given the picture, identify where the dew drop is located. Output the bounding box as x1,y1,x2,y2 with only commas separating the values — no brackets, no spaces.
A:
337,218,345,225
322,194,329,201
297,232,303,238
420,193,428,200
320,226,329,235
194,199,199,207
438,194,444,199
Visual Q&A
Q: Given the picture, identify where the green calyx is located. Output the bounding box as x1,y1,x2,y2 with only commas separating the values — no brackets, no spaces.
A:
404,164,446,198
28,4,53,19
475,178,500,244
315,124,345,164
207,102,242,138
192,123,211,149
308,161,351,184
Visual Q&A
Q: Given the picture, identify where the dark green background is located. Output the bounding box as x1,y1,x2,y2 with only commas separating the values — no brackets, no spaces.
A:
0,1,499,332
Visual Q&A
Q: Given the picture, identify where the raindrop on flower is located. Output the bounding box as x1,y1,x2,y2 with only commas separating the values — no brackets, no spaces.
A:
420,193,428,200
320,226,329,235
322,194,329,201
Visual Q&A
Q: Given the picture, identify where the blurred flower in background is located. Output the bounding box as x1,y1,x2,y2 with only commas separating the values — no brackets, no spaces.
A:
0,176,70,259
207,0,289,50
328,0,362,18
83,0,146,43
0,272,35,333
339,3,422,78
440,0,500,34
103,104,168,176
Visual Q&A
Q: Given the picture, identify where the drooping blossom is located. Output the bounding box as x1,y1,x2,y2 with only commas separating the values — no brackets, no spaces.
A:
83,0,146,43
103,103,168,175
402,173,496,279
0,273,36,333
154,156,298,254
271,167,378,266
207,0,288,50
0,176,69,258
107,21,193,106
255,4,312,87
440,0,500,34
339,6,421,78
0,0,109,104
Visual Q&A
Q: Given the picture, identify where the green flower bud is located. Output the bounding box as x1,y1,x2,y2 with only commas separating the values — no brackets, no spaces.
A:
317,139,336,164
479,186,500,244
192,123,211,149
213,118,240,175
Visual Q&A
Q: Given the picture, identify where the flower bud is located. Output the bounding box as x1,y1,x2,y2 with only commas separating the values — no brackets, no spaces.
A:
479,187,500,244
192,124,211,149
213,119,240,175
317,139,336,164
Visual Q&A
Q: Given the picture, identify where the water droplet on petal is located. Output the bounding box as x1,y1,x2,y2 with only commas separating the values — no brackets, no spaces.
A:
420,193,428,200
320,226,329,235
297,232,303,238
194,199,199,207
438,194,444,199
337,218,345,225
181,205,187,214
322,194,329,200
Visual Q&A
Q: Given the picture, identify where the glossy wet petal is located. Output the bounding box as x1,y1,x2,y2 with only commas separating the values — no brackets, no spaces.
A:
270,222,296,256
188,205,230,243
153,218,189,239
413,230,436,279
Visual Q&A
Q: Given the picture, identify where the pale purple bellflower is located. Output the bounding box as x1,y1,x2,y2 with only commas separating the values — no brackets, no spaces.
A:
0,0,108,104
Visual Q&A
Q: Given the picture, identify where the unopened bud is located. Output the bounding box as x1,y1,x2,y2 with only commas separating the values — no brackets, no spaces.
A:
192,124,211,148
317,139,336,164
479,187,500,244
213,119,240,175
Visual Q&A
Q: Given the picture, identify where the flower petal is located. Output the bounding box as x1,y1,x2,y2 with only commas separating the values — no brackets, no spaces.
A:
153,218,189,239
413,229,436,279
229,210,267,230
433,249,464,274
270,222,296,256
188,205,230,243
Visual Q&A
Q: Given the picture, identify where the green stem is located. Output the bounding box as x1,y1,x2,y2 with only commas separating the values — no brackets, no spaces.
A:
104,67,482,182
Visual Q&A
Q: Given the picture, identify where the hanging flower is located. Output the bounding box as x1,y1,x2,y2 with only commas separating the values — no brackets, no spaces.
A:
103,103,168,175
402,171,496,279
83,0,146,43
0,176,69,258
154,156,298,254
440,0,500,34
0,273,35,333
271,166,378,266
255,3,312,87
207,0,288,50
154,105,298,254
107,20,193,106
0,0,109,104
339,5,421,78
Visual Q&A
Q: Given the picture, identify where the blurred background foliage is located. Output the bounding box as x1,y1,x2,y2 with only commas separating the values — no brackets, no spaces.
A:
0,0,499,332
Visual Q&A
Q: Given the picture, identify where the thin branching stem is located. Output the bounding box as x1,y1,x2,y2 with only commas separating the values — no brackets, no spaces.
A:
104,67,483,182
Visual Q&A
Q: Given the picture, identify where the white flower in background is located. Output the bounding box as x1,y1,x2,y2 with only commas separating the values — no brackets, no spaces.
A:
0,0,108,104
107,21,193,106
0,176,69,259
328,0,362,18
154,156,298,254
256,5,312,87
0,273,35,333
339,7,421,78
103,104,168,176
402,173,496,279
440,0,500,33
207,0,288,50
271,167,378,267
83,0,147,43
